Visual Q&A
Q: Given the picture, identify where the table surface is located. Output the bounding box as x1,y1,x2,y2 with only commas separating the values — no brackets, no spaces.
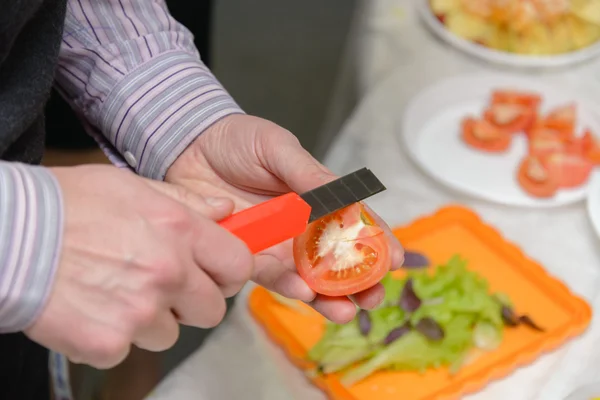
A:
148,1,600,399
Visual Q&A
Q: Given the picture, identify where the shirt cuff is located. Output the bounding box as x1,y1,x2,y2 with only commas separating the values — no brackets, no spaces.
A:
0,162,63,333
96,51,244,181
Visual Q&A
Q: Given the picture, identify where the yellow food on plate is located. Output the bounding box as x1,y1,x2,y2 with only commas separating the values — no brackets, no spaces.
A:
429,0,600,55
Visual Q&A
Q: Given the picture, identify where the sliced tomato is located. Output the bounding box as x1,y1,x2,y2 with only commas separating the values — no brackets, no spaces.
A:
292,202,391,297
484,103,535,134
528,127,564,158
543,103,576,141
562,135,585,157
491,89,542,111
581,129,600,164
461,117,512,153
545,152,594,189
435,13,446,24
517,156,559,198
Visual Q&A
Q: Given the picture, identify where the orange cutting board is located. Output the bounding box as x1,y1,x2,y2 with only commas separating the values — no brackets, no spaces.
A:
248,205,592,400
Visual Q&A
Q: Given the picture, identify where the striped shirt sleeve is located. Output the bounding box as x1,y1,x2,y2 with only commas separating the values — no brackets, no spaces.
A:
56,0,244,180
0,162,63,333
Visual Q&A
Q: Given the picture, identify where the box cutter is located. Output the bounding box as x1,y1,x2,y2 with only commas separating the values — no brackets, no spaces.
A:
218,167,386,254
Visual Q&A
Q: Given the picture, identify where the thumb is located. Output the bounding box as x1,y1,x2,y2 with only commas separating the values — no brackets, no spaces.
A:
263,133,338,193
145,179,234,221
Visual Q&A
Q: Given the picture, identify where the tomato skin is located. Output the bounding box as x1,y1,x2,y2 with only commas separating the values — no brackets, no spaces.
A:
491,90,542,111
292,203,391,297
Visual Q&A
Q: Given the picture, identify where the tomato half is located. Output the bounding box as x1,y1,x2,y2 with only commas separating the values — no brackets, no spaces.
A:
516,156,559,198
292,202,391,297
461,117,512,153
484,103,534,134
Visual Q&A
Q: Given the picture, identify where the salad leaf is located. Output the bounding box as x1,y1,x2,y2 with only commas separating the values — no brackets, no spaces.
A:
306,254,543,386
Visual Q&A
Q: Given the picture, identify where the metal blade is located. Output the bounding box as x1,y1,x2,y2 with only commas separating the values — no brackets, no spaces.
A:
300,168,386,223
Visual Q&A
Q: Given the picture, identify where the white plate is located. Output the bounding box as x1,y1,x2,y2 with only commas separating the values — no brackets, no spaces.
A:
400,73,600,208
564,382,600,400
417,0,600,69
587,171,600,238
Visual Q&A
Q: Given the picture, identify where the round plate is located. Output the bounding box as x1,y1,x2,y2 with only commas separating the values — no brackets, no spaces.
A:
417,0,600,69
401,73,600,208
564,383,600,400
587,171,600,239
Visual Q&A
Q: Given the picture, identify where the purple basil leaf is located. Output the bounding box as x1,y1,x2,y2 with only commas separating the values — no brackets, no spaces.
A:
415,317,445,341
519,315,544,332
358,310,371,336
399,278,422,312
402,251,430,269
501,305,519,327
383,323,412,345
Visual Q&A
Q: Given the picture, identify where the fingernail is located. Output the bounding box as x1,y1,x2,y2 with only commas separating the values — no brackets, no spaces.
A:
391,249,404,270
206,197,228,207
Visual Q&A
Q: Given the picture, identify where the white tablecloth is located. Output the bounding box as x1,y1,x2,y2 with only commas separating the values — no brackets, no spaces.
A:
149,1,600,399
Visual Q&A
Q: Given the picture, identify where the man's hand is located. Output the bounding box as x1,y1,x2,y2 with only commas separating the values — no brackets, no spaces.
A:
166,114,404,324
25,165,253,369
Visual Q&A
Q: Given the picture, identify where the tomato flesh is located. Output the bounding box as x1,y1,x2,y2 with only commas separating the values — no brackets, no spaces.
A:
544,103,576,140
484,103,534,134
293,202,390,297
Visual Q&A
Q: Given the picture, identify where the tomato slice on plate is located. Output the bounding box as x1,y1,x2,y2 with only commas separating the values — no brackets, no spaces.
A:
461,117,512,153
516,156,559,198
581,129,600,164
528,127,564,158
545,152,594,189
543,103,576,140
491,90,542,111
293,202,390,297
484,103,535,134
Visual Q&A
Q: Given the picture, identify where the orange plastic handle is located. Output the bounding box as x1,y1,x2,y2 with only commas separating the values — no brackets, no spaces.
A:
218,192,312,254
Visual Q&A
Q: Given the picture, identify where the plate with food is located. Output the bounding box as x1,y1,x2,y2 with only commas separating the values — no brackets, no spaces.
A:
248,206,591,400
418,0,600,69
587,170,600,238
401,73,600,207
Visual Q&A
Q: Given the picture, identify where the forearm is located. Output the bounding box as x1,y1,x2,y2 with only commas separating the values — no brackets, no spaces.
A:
57,0,244,180
0,162,63,332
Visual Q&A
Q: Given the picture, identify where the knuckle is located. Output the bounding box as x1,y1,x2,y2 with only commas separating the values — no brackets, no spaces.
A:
150,257,184,289
228,241,254,283
131,300,159,327
162,206,192,234
83,334,130,368
201,296,227,328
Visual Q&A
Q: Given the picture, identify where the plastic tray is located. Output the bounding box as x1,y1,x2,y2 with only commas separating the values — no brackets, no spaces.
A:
248,206,592,400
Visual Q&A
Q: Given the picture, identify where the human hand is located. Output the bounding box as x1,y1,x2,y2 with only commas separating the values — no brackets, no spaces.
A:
25,165,253,369
166,114,404,324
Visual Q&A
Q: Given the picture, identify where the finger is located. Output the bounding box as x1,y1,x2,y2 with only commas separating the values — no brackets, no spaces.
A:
259,131,337,193
348,283,385,310
132,312,180,352
190,216,254,297
363,204,404,270
253,254,316,302
146,179,235,221
308,295,357,324
173,267,228,328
